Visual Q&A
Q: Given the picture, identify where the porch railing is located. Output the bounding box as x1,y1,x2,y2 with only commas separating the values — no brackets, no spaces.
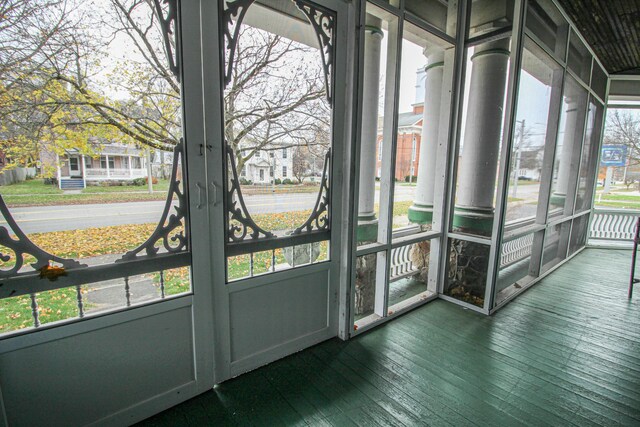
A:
386,236,535,281
390,245,417,281
85,168,147,178
500,233,535,268
589,208,639,247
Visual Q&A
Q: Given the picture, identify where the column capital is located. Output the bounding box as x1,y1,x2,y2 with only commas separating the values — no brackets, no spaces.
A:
423,45,445,64
470,38,510,61
365,15,383,38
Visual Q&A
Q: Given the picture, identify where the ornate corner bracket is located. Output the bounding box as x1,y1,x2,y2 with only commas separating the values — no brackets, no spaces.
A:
222,0,335,103
293,0,335,103
225,144,274,242
0,197,85,279
153,0,180,81
222,0,256,87
118,140,189,262
292,148,331,235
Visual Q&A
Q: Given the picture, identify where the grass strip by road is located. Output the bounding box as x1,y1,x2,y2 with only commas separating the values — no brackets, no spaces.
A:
0,179,62,195
3,192,169,208
0,179,322,207
595,194,640,201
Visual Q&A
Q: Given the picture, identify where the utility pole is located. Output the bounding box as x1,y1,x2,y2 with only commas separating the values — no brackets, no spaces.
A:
511,119,525,198
603,166,613,194
271,151,276,192
147,148,154,194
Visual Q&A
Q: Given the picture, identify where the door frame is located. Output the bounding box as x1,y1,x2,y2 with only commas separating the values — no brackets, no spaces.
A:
68,155,81,177
203,0,355,382
0,1,217,425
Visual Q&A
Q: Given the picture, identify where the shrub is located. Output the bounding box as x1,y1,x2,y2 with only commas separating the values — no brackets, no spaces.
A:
239,177,253,185
146,176,159,185
282,178,293,185
132,177,146,186
404,175,418,182
274,178,282,185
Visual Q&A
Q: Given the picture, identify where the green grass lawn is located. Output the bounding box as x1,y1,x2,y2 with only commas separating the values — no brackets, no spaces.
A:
595,201,640,209
241,184,320,195
0,178,170,207
0,287,90,333
2,192,170,207
0,179,62,195
597,193,640,201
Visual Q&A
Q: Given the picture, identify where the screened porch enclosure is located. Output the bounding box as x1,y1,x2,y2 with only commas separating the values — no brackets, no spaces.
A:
140,248,640,426
1,0,638,425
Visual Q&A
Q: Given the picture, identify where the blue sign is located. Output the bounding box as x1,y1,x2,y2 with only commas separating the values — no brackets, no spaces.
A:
601,145,627,167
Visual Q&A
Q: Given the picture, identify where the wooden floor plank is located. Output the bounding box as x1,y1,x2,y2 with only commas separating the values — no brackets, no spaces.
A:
138,249,640,426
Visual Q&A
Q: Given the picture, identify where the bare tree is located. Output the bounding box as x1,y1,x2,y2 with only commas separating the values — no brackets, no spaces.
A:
224,26,331,173
0,0,71,84
1,1,332,175
291,145,310,184
604,110,640,166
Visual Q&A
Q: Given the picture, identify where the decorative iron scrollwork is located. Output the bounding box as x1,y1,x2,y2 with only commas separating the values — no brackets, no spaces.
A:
225,144,274,242
293,0,335,104
222,0,335,102
292,148,331,235
0,197,85,279
118,140,188,261
222,0,256,87
152,0,180,81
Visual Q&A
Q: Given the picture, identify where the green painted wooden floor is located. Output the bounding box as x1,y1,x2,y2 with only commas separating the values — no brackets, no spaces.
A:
139,249,640,426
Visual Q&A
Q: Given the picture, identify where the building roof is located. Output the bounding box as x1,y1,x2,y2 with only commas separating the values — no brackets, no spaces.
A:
91,144,143,156
252,158,271,167
66,142,143,157
397,111,422,129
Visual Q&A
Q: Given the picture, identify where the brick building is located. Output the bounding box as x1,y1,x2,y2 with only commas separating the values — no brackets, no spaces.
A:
376,102,424,181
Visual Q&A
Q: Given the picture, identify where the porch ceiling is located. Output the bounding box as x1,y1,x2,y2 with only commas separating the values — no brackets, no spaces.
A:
556,0,640,75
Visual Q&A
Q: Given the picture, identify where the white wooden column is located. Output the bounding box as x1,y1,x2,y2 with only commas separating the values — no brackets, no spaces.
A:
128,155,133,177
105,155,111,178
550,100,578,205
408,46,445,225
453,39,510,234
357,16,383,242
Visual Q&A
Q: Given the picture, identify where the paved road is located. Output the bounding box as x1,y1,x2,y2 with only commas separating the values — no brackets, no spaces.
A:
0,184,543,235
3,187,417,234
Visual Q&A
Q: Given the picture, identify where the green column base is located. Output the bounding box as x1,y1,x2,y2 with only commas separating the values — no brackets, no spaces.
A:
452,207,494,236
357,217,378,243
549,193,566,206
408,203,434,224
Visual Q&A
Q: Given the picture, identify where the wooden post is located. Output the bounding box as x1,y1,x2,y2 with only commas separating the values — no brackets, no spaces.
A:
629,216,640,299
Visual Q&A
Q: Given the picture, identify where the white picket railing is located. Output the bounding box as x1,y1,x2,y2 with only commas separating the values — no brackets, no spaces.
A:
589,209,639,247
389,245,417,281
386,210,639,282
500,233,535,268
85,168,147,179
387,235,536,281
